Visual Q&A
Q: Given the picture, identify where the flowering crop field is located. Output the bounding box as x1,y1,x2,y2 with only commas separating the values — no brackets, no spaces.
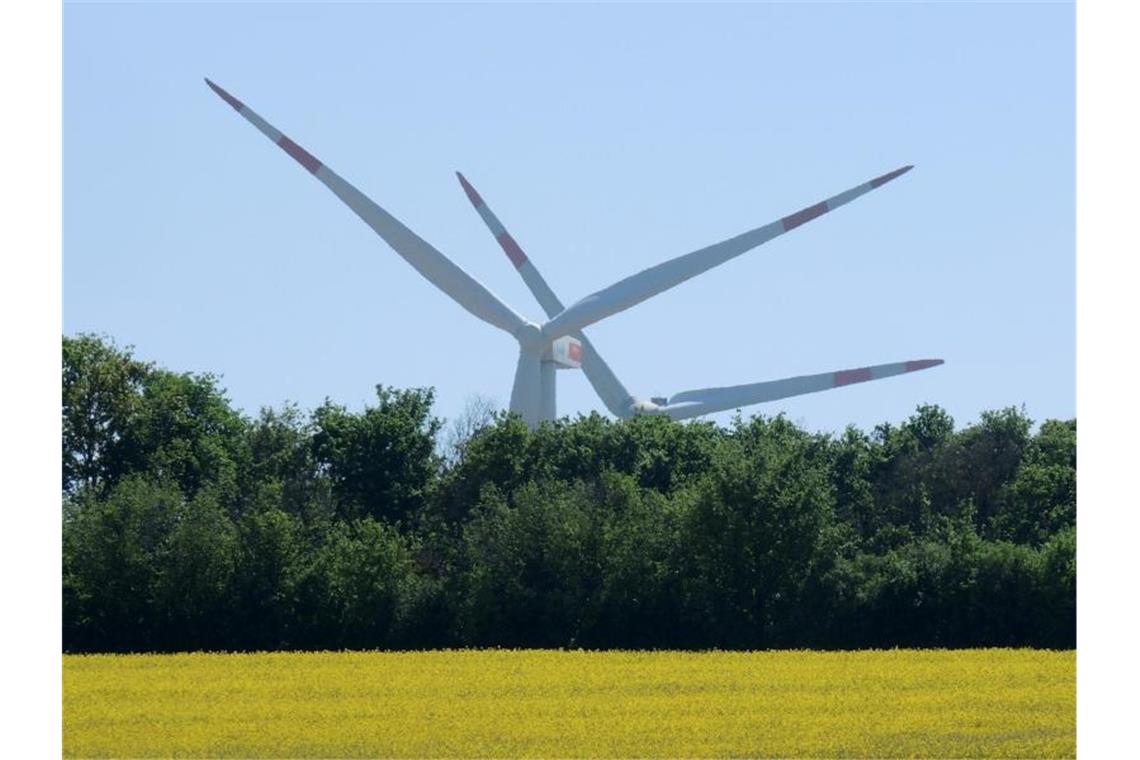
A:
63,648,1073,758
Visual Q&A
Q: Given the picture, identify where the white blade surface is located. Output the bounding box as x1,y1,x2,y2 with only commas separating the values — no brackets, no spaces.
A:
660,359,944,420
457,172,636,417
540,165,913,341
205,79,531,339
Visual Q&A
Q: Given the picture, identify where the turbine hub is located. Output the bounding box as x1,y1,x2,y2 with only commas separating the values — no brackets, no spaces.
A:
513,322,545,352
630,399,663,415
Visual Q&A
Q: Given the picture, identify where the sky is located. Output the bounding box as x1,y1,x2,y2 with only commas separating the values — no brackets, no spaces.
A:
63,1,1075,434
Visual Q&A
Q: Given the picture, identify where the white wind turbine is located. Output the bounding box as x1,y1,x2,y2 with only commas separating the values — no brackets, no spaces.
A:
455,172,943,421
206,79,942,426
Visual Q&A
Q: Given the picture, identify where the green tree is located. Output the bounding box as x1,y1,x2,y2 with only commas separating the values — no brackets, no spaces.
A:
301,519,411,649
311,386,440,524
1036,526,1076,646
677,415,835,647
991,419,1076,543
62,334,150,496
830,425,877,539
866,404,957,536
150,488,240,650
949,407,1034,528
434,412,532,523
245,404,333,523
63,476,181,651
231,506,305,649
530,413,723,494
457,481,603,647
62,336,1078,652
132,369,250,504
593,473,688,647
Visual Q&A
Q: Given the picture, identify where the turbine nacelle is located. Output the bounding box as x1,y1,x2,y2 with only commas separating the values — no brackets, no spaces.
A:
546,336,583,370
509,327,581,366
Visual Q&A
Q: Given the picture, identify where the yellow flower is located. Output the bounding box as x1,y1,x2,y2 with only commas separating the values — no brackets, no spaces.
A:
64,648,1075,758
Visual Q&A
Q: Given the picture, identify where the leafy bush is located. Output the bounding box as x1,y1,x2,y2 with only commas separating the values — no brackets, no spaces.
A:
62,335,1076,652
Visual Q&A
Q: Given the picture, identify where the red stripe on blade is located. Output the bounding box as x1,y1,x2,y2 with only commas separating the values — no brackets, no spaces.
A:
870,165,913,188
456,173,484,207
905,359,943,372
205,79,244,111
834,367,873,387
277,136,322,174
781,201,829,231
497,232,528,268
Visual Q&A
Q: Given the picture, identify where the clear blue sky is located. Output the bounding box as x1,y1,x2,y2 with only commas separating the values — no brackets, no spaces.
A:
63,2,1074,433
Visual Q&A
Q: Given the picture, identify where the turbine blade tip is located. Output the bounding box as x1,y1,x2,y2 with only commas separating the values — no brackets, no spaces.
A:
204,78,243,111
870,164,914,188
457,171,484,207
905,358,944,372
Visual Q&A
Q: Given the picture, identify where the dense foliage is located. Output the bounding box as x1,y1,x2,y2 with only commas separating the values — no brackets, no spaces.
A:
62,335,1075,652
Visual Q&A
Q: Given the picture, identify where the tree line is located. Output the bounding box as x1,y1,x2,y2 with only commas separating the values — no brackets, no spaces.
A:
62,334,1075,652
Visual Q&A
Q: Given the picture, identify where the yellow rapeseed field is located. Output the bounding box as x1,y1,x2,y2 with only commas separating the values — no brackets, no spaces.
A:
63,648,1074,758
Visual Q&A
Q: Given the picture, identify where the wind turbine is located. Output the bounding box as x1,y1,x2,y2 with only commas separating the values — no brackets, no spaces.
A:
456,172,943,420
205,79,941,426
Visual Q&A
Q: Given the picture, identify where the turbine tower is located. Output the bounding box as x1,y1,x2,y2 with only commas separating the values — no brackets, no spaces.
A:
206,79,942,426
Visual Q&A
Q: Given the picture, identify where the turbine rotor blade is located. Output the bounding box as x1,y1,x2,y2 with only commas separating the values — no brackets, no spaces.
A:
457,171,636,416
457,172,561,317
540,165,913,341
661,358,944,420
205,79,531,339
